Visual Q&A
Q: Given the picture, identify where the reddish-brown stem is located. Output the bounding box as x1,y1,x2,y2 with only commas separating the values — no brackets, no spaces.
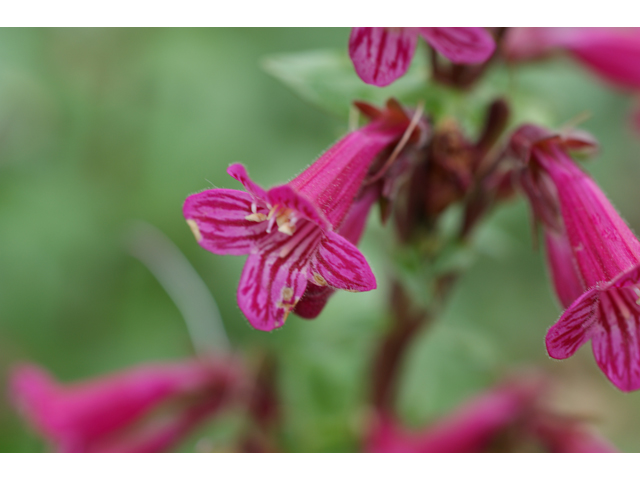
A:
371,274,458,413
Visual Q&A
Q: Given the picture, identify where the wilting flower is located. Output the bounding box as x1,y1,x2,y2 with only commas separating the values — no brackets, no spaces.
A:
184,101,425,331
10,358,245,452
366,376,615,453
349,27,496,87
512,124,640,391
505,28,640,91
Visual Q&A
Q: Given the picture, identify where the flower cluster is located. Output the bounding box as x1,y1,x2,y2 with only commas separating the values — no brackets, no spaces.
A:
11,27,640,453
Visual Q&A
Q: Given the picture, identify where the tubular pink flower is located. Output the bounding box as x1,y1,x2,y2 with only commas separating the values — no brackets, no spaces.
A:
366,375,616,452
505,28,640,91
184,102,421,331
514,126,640,391
544,230,586,309
367,378,542,453
531,413,617,453
10,359,244,452
349,27,496,87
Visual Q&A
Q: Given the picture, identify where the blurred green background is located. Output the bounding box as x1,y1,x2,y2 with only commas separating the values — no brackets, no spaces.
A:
1,28,640,452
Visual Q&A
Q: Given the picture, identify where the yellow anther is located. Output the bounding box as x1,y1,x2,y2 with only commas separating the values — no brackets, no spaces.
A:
278,223,296,235
312,272,327,286
245,212,268,222
186,219,202,242
282,287,294,302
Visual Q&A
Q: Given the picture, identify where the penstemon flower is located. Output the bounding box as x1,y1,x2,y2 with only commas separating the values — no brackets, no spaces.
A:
366,376,615,453
349,27,496,87
505,28,640,91
10,358,245,452
183,101,425,331
513,124,640,391
367,378,541,453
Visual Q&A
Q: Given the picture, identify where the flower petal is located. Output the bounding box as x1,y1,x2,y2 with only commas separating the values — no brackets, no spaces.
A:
293,283,336,319
545,230,587,309
349,27,418,87
591,288,640,391
183,189,268,255
227,163,268,199
419,27,495,64
293,188,379,319
237,228,322,331
562,28,640,91
267,184,330,230
309,230,376,292
546,288,599,359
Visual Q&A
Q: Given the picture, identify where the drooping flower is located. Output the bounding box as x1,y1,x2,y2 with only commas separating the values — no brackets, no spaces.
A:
512,124,640,391
349,27,496,87
183,100,425,331
366,376,615,453
505,28,640,91
10,358,245,452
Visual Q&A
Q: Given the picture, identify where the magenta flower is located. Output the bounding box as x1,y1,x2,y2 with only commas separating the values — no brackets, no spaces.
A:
513,125,640,391
367,378,542,453
10,358,245,452
530,413,617,453
366,376,615,452
349,27,496,87
184,101,422,331
505,28,640,91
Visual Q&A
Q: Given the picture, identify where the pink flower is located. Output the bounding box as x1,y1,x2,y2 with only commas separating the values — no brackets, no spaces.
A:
505,28,640,91
512,125,640,391
184,101,423,331
10,358,245,452
367,378,541,453
366,376,616,452
530,413,617,453
349,27,496,87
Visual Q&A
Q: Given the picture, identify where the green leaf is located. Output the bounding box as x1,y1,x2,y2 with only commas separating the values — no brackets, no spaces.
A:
397,322,500,425
262,49,429,119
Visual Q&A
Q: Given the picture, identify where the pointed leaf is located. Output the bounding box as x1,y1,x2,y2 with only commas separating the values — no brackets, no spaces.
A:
262,49,427,119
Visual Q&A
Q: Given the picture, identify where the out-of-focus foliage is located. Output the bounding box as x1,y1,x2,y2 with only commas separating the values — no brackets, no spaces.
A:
1,28,640,452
